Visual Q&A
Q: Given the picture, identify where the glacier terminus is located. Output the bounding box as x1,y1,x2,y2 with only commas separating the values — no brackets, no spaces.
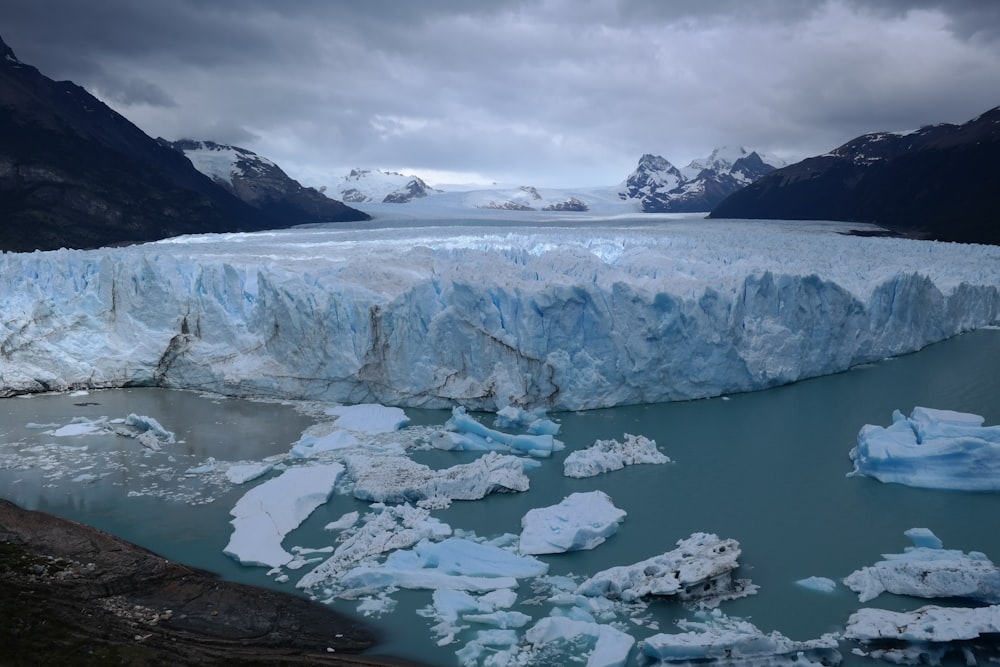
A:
2,216,998,410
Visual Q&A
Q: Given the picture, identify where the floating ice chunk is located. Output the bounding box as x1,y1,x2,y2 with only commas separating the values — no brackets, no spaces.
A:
345,450,533,505
326,403,409,433
223,463,343,568
224,462,274,484
640,609,841,665
795,576,838,593
576,533,755,606
494,405,561,435
431,406,564,458
185,457,217,474
523,615,635,667
518,491,626,555
564,433,670,478
124,413,176,443
904,526,943,549
340,537,548,595
845,605,1000,665
289,428,360,458
843,528,1000,603
846,604,1000,643
297,503,452,592
849,407,1000,491
50,417,107,437
324,511,360,531
456,629,521,667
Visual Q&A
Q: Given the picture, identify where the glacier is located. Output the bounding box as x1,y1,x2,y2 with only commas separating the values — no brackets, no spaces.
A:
2,217,998,411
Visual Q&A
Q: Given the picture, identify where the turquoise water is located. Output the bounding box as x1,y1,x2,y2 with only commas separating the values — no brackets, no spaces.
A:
1,329,999,665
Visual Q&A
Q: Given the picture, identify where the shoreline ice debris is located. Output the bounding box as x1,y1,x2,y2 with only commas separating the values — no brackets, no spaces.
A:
639,609,841,666
576,533,756,607
518,491,627,555
431,407,564,458
337,537,549,595
848,406,1000,491
223,463,343,568
845,605,1000,665
564,433,670,478
843,528,1000,603
344,450,535,506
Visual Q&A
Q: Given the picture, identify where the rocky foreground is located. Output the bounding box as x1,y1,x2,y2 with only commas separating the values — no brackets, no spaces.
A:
0,499,429,666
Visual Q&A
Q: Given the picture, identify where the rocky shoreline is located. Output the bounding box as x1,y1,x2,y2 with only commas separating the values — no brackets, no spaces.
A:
0,499,431,666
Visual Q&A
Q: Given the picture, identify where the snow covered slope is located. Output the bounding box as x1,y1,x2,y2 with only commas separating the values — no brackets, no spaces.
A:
1,217,998,410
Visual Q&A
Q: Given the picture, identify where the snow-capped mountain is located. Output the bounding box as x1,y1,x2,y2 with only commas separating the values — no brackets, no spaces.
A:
710,105,1000,244
619,147,782,213
163,140,367,225
335,168,436,204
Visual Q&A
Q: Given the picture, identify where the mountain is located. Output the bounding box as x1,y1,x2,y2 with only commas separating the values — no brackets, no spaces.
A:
0,35,364,253
619,147,781,213
336,168,437,204
161,139,367,225
709,107,1000,244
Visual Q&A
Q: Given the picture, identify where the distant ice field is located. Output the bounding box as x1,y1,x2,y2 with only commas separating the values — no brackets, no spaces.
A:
1,215,998,411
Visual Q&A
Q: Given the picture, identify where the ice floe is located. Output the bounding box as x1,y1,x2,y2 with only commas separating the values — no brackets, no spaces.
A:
296,503,452,594
338,537,549,595
843,528,1000,604
326,403,410,433
849,406,1000,491
576,533,756,606
431,407,564,458
344,450,535,507
223,463,344,568
518,490,627,555
564,433,670,478
639,609,841,665
796,576,838,594
845,605,1000,665
521,615,635,667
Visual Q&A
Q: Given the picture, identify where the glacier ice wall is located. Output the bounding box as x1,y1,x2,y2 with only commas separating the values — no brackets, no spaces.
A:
1,221,998,411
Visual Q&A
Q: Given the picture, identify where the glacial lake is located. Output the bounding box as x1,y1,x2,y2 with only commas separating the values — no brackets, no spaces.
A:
1,328,999,666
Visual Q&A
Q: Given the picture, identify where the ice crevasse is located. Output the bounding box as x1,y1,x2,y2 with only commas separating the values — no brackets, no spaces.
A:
1,222,998,410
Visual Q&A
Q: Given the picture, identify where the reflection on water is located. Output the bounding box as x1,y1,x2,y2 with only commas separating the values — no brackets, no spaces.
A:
1,330,999,666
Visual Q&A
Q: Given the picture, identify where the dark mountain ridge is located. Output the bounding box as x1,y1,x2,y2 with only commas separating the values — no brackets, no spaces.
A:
0,36,365,253
710,107,1000,244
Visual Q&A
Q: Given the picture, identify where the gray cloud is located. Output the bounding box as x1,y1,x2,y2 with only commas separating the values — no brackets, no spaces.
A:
2,0,998,187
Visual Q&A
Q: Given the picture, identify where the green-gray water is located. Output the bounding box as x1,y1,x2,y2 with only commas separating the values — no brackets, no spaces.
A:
2,328,999,665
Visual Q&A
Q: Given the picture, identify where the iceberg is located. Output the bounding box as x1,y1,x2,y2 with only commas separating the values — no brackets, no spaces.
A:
326,403,409,433
223,463,343,568
518,491,627,555
845,605,1000,665
563,433,670,478
289,427,360,458
849,406,1000,491
522,616,635,667
297,503,452,593
338,537,548,595
3,220,997,411
431,406,563,458
639,609,841,665
843,528,1000,603
576,533,755,606
344,450,534,506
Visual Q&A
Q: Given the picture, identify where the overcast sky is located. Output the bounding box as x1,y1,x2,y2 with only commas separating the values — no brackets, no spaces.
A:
3,0,1000,188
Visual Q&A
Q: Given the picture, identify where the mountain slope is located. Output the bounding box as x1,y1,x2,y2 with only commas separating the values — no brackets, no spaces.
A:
162,140,367,225
619,147,780,213
0,35,361,252
710,107,1000,244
